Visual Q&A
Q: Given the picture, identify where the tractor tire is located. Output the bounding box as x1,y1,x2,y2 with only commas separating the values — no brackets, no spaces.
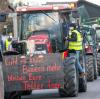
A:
86,55,94,81
79,77,87,92
59,56,78,97
97,53,100,76
93,56,98,80
79,57,87,92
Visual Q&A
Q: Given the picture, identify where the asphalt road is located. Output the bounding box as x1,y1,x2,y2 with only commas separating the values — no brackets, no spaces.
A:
22,77,100,99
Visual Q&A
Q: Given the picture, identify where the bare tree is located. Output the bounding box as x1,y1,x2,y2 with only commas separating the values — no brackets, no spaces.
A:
0,0,14,12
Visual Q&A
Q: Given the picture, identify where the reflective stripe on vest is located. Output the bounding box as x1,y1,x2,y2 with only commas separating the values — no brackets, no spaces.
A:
69,30,83,50
5,39,12,51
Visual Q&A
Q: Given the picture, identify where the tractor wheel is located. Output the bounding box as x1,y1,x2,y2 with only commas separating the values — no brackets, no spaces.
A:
93,55,98,80
79,57,87,92
97,53,100,76
86,55,94,81
59,56,78,97
79,77,87,92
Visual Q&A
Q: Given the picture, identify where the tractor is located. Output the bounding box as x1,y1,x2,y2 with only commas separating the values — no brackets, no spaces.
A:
80,26,98,81
95,26,100,76
3,2,87,99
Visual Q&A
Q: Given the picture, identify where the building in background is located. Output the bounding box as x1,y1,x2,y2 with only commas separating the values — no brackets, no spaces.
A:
8,0,78,8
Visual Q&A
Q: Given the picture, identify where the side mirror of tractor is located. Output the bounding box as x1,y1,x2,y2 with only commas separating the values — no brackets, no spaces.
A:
12,41,27,55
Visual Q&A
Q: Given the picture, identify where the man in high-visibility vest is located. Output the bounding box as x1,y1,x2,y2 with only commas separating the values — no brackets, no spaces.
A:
66,23,85,76
5,34,12,51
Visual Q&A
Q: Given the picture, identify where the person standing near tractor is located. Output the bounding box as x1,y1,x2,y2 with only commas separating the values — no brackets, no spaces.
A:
5,33,13,51
66,23,85,76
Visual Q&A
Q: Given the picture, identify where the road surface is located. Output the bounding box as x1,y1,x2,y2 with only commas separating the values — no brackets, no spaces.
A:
22,77,100,99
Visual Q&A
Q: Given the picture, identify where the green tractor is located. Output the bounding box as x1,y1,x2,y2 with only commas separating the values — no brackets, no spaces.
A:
95,26,100,76
81,26,98,81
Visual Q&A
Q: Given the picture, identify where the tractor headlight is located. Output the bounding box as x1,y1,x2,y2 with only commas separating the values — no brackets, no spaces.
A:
85,45,88,48
98,42,100,46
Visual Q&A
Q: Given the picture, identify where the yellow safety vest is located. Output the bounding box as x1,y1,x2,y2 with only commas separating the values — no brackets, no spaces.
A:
5,39,12,51
68,30,83,50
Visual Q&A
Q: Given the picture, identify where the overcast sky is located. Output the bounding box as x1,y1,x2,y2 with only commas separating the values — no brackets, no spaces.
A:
86,0,100,5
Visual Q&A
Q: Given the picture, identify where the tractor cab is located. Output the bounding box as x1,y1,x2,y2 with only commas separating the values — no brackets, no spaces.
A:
95,27,100,52
15,3,78,55
81,26,95,54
